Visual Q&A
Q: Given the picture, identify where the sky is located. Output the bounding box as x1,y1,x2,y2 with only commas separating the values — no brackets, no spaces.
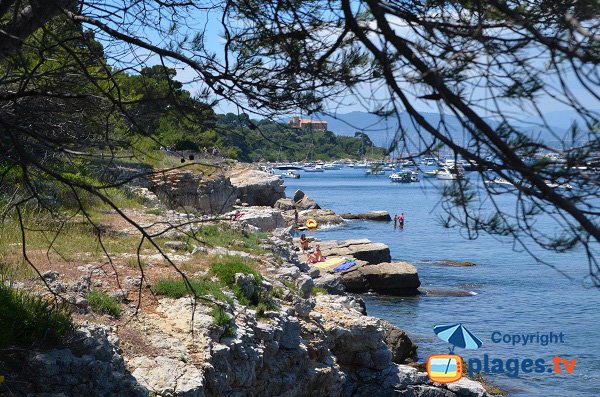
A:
92,2,599,123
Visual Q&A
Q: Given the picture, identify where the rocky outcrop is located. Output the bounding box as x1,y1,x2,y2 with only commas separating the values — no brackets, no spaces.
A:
318,239,391,264
283,209,344,227
274,198,295,211
292,190,321,210
232,206,286,232
228,168,285,207
149,170,237,214
340,211,391,221
123,293,488,397
381,320,418,364
341,262,421,296
3,323,147,396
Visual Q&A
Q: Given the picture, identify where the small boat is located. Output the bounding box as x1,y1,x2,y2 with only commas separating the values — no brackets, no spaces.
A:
436,166,463,180
365,169,386,175
423,169,439,178
305,218,318,229
274,163,303,170
283,170,301,179
485,177,513,186
545,180,573,190
390,171,412,183
304,164,324,172
323,162,343,170
410,171,419,182
353,161,370,169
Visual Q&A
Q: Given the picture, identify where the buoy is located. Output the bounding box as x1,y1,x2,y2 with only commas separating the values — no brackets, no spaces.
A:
305,218,318,229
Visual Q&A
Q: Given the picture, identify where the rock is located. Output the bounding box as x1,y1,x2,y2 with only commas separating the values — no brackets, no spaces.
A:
380,320,418,364
110,289,129,303
313,273,345,295
20,323,147,397
295,274,314,298
419,287,475,297
42,270,60,283
228,168,285,207
233,206,285,232
283,208,344,227
164,240,187,251
447,377,489,397
293,298,315,318
308,267,321,279
274,198,296,211
341,262,421,296
319,239,391,264
292,190,321,209
149,170,238,214
130,356,204,397
125,276,143,288
235,273,257,300
340,211,392,221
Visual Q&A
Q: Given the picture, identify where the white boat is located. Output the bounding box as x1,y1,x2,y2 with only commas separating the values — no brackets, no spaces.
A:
353,161,370,169
390,171,411,183
283,170,301,179
436,166,463,180
485,177,513,186
423,169,439,178
274,163,303,170
304,164,324,172
365,169,386,175
545,180,573,189
323,162,342,170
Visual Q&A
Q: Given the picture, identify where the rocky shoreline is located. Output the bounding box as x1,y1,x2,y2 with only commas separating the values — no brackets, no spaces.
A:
0,165,493,397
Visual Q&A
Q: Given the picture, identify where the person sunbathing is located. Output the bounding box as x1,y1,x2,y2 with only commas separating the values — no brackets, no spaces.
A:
307,245,325,263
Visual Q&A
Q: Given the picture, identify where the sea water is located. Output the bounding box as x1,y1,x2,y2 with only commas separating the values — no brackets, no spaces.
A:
283,167,600,396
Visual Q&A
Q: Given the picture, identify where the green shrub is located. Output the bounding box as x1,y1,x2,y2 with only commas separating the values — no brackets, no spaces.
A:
210,258,261,286
312,287,328,296
211,306,235,337
0,284,73,348
152,278,231,303
86,290,121,317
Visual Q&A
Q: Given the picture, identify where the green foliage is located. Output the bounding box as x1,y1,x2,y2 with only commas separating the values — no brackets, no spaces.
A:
192,224,266,254
210,257,262,286
152,278,231,303
211,306,235,337
312,287,328,296
0,285,73,348
215,113,385,161
86,290,121,317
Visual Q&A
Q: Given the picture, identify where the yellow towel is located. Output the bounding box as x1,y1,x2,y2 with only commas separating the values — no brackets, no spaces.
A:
313,256,346,269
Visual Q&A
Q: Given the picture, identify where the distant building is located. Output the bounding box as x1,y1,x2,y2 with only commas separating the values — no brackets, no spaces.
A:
288,116,327,131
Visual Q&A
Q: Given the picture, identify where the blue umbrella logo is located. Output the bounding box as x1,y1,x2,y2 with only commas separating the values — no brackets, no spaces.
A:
434,323,483,354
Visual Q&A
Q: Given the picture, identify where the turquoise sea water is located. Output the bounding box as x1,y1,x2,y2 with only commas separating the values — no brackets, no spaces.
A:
282,167,600,396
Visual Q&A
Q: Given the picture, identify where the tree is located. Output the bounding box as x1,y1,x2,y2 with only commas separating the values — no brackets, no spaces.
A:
1,1,599,285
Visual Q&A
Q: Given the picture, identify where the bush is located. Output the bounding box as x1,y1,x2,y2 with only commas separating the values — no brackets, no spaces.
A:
86,290,121,317
0,284,73,348
211,306,235,337
152,278,231,303
210,258,261,286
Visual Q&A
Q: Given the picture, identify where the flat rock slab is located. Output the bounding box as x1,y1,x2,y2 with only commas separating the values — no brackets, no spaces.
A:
319,239,391,265
341,262,421,296
340,211,391,221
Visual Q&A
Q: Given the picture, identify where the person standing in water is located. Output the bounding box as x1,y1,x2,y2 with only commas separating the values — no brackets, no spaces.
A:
399,213,405,228
393,214,398,229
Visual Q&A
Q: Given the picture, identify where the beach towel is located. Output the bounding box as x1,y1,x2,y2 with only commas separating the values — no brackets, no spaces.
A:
313,256,346,269
333,260,357,272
